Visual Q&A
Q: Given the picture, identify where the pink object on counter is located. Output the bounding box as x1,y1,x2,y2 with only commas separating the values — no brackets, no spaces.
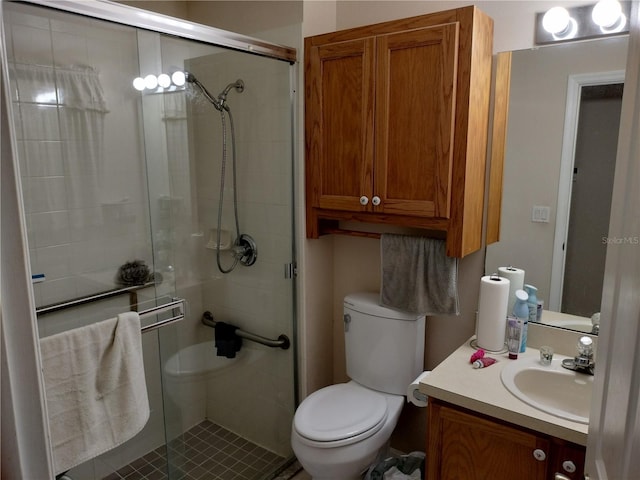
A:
469,349,485,363
472,357,497,369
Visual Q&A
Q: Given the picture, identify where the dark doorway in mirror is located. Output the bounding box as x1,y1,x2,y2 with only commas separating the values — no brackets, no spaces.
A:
563,83,623,317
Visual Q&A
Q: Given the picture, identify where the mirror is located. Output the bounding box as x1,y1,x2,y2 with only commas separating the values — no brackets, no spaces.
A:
485,35,629,334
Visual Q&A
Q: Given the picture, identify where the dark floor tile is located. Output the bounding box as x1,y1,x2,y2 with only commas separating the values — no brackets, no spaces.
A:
102,420,285,480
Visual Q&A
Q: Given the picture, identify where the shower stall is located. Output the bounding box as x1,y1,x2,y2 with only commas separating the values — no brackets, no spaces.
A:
0,1,297,479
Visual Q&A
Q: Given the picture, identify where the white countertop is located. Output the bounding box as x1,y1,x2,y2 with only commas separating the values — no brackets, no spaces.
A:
419,338,589,446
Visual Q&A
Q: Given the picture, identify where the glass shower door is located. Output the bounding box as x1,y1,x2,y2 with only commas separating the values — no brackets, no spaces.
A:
144,32,297,479
3,0,296,478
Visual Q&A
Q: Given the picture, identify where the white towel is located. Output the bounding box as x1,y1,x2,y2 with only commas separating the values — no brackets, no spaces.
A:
40,312,150,475
380,234,460,315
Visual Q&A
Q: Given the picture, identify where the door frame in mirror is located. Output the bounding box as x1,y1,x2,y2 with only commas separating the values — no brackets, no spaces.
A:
549,70,625,311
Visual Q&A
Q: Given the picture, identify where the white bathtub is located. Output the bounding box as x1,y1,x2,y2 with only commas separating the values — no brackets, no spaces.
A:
163,342,265,430
164,341,260,379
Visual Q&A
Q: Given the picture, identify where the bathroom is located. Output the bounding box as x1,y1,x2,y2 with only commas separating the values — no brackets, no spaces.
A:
2,0,640,479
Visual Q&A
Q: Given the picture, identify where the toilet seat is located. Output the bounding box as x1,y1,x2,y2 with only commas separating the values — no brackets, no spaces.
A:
294,383,389,448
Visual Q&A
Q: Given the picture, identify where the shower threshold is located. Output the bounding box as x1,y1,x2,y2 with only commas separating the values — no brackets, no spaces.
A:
103,420,285,480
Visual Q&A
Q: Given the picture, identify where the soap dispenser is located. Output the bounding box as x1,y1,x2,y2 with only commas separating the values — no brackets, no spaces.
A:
513,289,529,353
524,284,538,323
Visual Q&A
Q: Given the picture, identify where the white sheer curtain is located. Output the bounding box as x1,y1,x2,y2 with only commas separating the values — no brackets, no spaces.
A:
13,63,109,209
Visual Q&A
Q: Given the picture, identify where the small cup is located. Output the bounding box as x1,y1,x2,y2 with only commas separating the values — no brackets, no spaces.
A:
539,346,554,365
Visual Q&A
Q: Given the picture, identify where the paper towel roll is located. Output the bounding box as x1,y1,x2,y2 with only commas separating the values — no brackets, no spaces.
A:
476,275,510,351
498,266,525,315
407,371,431,407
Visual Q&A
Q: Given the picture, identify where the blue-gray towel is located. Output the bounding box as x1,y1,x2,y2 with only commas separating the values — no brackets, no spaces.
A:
380,234,459,315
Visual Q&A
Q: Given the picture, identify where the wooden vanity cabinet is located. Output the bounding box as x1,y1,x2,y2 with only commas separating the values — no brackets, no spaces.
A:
304,7,493,257
427,399,586,480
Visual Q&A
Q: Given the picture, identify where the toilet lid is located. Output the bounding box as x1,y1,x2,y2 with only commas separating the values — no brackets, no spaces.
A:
294,383,388,443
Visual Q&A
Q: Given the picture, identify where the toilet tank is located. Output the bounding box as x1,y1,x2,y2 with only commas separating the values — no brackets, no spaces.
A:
344,293,425,395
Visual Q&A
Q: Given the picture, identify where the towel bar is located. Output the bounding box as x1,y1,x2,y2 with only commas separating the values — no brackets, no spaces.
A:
140,298,185,333
201,311,290,349
35,281,156,316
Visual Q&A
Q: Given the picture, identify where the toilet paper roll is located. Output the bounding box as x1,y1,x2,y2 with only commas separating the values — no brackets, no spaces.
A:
476,275,510,351
407,371,431,407
498,266,525,315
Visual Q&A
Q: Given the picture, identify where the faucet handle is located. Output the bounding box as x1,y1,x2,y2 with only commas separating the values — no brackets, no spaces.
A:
577,336,593,358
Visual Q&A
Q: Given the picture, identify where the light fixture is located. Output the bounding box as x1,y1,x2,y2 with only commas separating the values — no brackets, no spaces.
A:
592,0,621,26
592,0,627,33
132,77,145,91
536,1,630,45
541,6,579,41
157,73,171,88
171,71,186,87
144,74,158,90
133,70,188,93
542,6,571,35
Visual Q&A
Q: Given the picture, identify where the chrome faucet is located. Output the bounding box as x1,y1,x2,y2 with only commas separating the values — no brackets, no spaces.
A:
591,312,600,335
561,336,595,376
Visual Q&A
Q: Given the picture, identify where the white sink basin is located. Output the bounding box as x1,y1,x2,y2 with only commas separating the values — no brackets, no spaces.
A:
500,355,593,424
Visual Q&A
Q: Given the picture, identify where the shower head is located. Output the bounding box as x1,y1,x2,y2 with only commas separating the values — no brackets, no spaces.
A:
217,79,245,106
184,72,244,111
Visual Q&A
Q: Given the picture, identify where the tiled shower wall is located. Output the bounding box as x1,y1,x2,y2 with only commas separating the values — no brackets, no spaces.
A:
6,5,152,308
189,51,295,457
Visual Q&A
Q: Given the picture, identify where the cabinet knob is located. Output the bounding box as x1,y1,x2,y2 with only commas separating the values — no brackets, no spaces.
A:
359,196,369,206
372,195,381,206
562,460,576,473
532,449,547,461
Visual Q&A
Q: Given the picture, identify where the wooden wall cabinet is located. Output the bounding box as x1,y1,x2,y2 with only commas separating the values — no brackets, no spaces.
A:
427,399,586,480
304,7,494,257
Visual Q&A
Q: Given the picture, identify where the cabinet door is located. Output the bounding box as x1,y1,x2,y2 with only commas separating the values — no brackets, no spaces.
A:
428,401,550,480
551,439,586,480
374,23,458,218
306,37,375,212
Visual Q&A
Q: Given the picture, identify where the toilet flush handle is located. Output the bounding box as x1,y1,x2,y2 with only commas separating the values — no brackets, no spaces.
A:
344,314,351,332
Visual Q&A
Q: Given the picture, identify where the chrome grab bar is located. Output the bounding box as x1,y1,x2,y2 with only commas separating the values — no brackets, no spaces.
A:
201,311,290,350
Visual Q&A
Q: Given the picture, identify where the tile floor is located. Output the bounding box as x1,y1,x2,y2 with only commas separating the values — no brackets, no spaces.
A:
102,421,288,480
288,471,311,480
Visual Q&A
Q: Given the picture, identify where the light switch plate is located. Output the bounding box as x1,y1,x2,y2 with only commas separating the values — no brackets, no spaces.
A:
532,205,550,223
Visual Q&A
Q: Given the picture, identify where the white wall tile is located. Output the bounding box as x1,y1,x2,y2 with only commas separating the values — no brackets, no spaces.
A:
22,141,65,177
23,176,68,213
19,104,60,140
30,211,70,247
11,24,53,66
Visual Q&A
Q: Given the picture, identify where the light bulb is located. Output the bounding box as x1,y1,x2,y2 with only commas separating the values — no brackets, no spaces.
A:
542,6,571,34
592,0,622,27
158,73,171,88
171,71,186,87
144,74,158,90
133,77,145,91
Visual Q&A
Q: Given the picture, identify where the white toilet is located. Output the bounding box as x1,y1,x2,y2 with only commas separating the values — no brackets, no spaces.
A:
291,292,425,480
